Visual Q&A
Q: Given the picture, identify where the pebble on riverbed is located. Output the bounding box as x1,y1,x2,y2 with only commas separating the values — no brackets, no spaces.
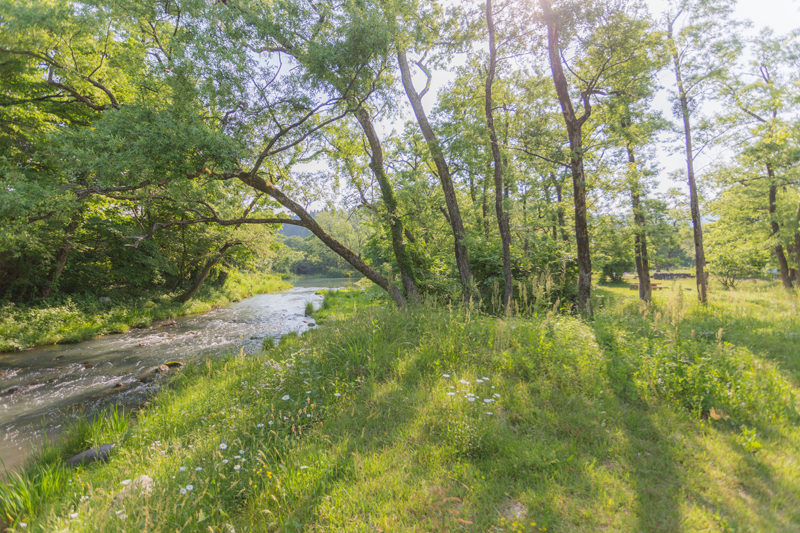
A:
136,361,185,383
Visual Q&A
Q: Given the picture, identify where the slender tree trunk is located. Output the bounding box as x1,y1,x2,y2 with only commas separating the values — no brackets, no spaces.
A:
468,173,476,204
541,0,592,317
176,242,240,303
485,0,513,314
354,107,421,304
553,177,568,243
669,23,707,304
397,50,476,303
627,145,651,302
794,201,800,278
41,217,80,298
522,192,529,253
238,174,407,306
482,168,490,237
767,174,793,289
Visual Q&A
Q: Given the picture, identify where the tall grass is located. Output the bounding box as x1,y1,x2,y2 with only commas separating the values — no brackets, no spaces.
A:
0,272,291,352
2,282,799,531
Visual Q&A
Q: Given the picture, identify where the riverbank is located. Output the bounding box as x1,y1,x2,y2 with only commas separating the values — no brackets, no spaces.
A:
1,283,799,531
0,272,292,352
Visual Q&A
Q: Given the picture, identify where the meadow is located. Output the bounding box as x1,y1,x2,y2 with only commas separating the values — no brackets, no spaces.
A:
1,280,799,532
0,272,292,352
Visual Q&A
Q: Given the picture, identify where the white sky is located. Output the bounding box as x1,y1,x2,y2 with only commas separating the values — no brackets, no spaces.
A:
650,0,799,35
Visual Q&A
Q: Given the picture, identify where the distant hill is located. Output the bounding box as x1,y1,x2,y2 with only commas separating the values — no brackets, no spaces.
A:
278,210,318,238
278,223,310,238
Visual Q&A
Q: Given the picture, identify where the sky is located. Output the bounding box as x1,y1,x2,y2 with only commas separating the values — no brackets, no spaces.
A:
649,0,799,35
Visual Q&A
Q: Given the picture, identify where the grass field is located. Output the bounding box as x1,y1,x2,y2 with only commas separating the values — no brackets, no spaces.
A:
1,280,798,531
0,272,292,352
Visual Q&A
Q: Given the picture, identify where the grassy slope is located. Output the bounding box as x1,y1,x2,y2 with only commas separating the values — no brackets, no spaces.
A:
1,282,799,532
0,271,292,352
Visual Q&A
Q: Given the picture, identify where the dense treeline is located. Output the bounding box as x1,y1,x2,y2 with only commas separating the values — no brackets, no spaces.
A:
1,0,798,314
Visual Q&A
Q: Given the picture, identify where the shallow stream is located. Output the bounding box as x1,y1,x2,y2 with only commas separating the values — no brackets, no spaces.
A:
0,278,349,472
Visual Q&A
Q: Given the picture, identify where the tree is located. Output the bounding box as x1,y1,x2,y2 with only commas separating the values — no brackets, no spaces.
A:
391,0,478,302
664,0,742,303
484,0,514,314
538,0,653,316
601,25,666,301
717,30,800,289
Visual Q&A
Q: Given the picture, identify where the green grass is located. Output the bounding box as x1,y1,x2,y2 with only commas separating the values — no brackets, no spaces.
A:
0,271,292,352
2,283,799,531
311,283,383,322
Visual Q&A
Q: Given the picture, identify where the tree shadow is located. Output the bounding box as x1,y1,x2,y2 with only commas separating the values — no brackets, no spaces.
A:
592,312,800,531
593,320,684,532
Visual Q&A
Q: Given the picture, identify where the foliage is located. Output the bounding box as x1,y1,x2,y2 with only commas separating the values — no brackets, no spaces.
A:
592,215,634,283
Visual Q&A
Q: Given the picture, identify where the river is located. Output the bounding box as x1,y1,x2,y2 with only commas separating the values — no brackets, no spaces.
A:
0,278,351,473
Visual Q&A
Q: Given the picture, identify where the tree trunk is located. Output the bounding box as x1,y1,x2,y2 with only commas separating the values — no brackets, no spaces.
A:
627,145,651,302
397,50,476,302
541,0,592,317
795,201,800,278
482,167,490,237
522,192,529,252
176,242,239,303
354,107,421,304
552,176,568,243
238,174,407,307
485,0,514,314
767,175,793,289
670,22,708,304
41,216,80,298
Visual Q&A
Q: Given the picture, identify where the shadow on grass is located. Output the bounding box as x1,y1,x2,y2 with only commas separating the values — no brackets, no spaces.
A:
675,307,800,385
593,312,800,531
593,320,684,532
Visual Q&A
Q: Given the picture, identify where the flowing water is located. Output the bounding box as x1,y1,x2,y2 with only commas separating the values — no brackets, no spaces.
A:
0,278,350,473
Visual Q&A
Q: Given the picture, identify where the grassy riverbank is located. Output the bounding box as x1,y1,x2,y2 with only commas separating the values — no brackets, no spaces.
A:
0,272,292,352
2,282,799,531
